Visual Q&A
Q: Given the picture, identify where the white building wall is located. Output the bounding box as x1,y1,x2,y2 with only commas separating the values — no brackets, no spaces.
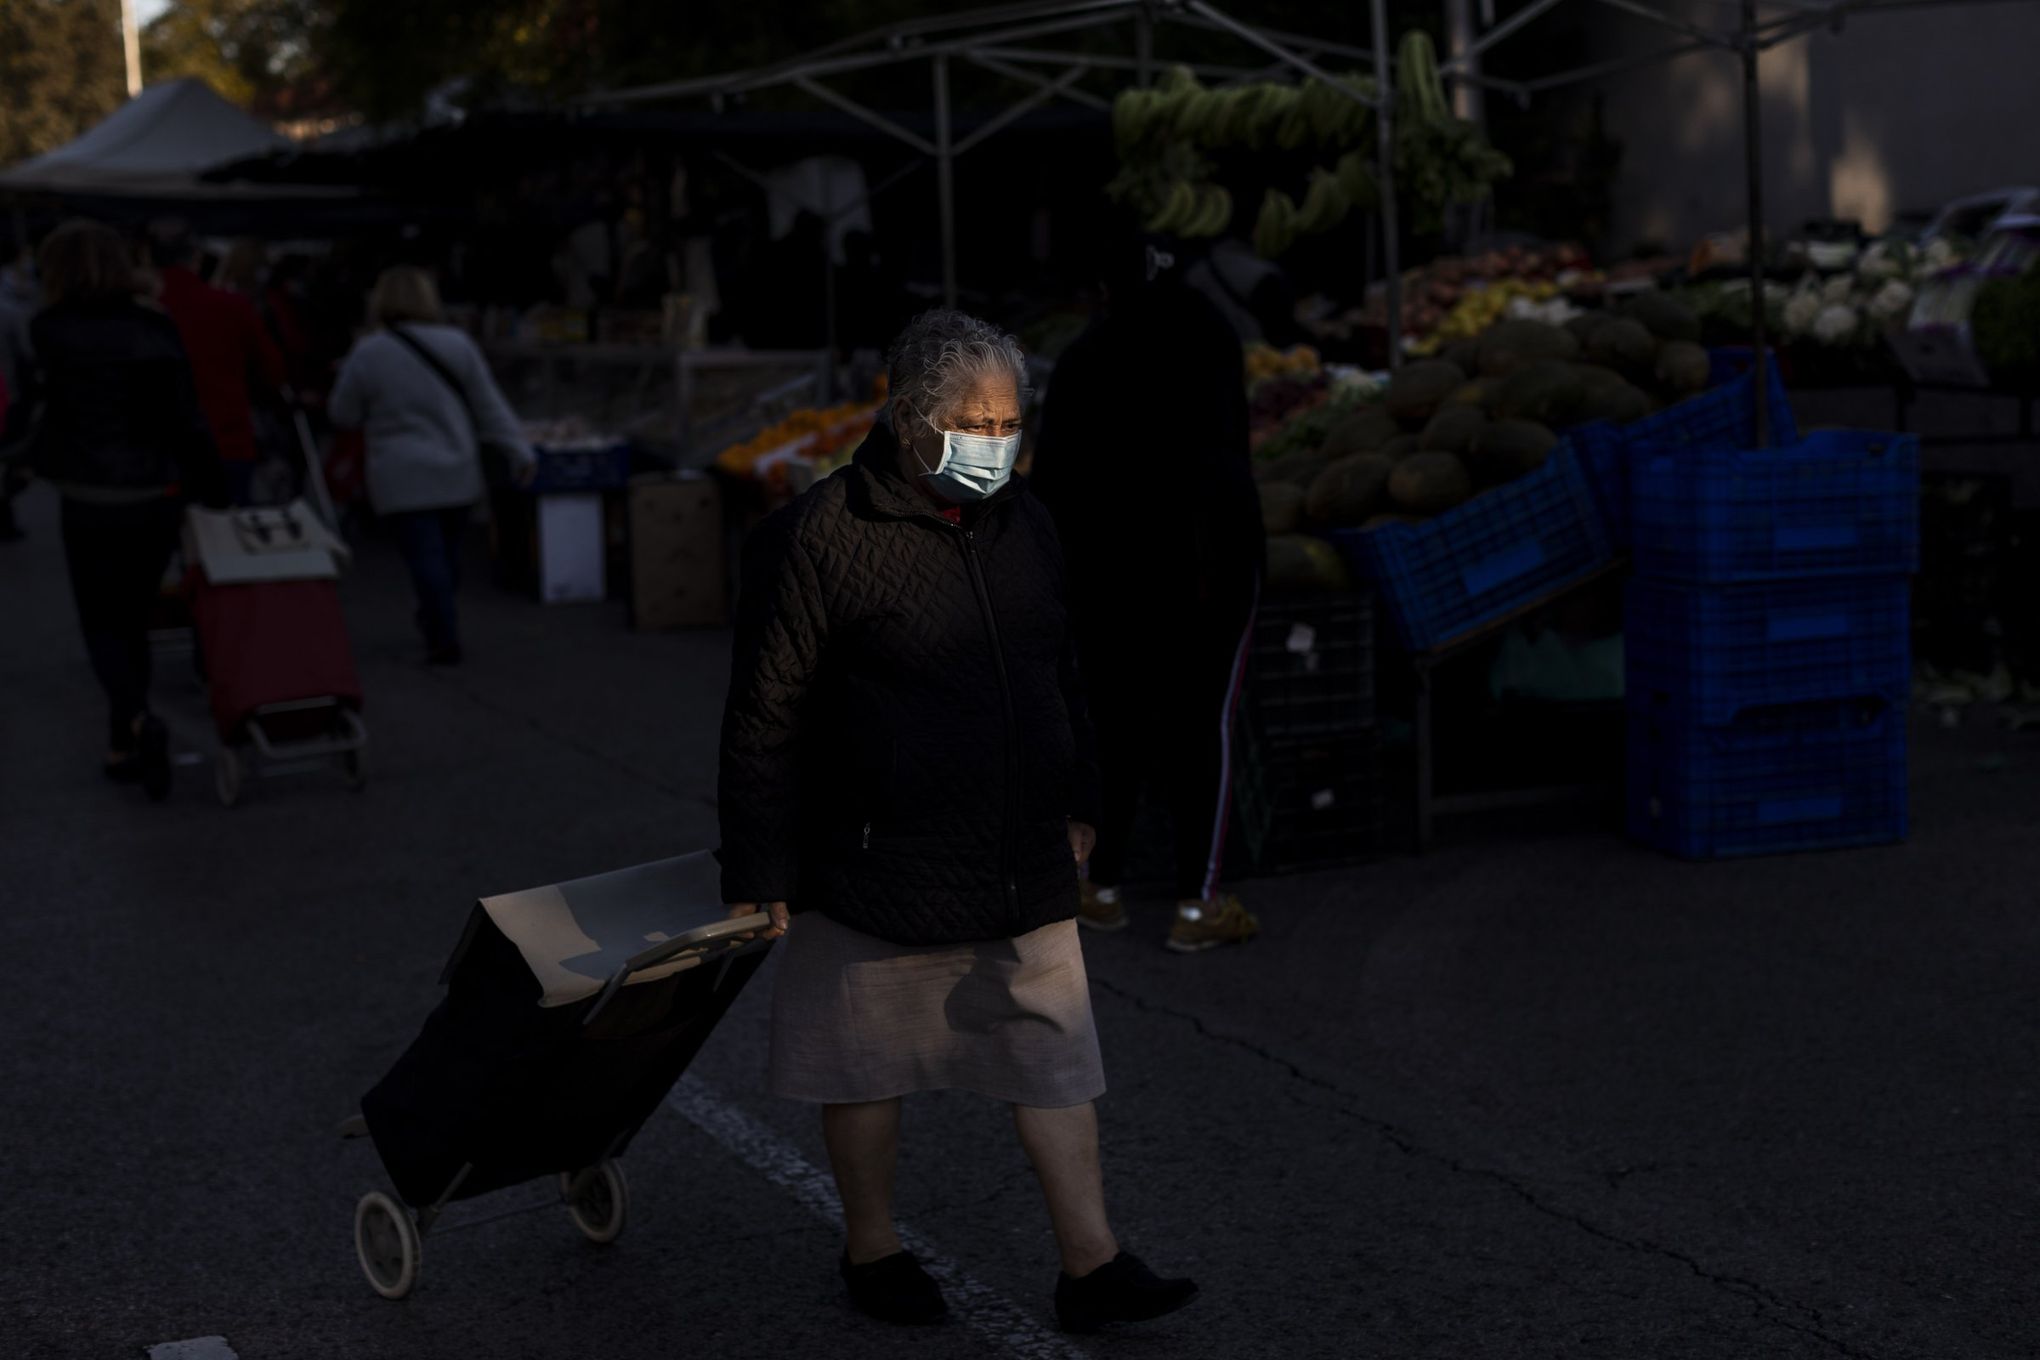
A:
1592,2,2040,250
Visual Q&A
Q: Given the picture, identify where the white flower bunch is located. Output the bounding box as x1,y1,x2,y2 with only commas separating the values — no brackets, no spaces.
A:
1857,239,1914,283
1822,274,1857,305
1813,303,1861,345
1924,237,1962,272
1504,295,1584,326
1868,279,1915,324
1783,289,1824,336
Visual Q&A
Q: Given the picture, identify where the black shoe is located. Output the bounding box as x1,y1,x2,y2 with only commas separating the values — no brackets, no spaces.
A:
136,715,172,802
841,1250,948,1326
1054,1251,1198,1334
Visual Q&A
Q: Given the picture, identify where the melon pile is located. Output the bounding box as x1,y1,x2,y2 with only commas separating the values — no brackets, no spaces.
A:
1256,297,1707,547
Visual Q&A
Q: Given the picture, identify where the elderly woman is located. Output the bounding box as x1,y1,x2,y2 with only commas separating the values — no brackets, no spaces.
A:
329,267,533,665
720,309,1198,1333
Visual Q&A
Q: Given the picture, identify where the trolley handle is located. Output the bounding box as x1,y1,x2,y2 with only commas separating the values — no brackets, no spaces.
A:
582,912,772,1027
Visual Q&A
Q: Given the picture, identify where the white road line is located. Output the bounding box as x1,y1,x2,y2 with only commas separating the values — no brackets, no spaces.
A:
666,1075,1089,1360
146,1340,238,1360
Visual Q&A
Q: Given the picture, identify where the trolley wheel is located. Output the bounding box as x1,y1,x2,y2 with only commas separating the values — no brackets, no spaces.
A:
560,1160,628,1245
214,746,244,808
342,749,366,792
354,1191,420,1300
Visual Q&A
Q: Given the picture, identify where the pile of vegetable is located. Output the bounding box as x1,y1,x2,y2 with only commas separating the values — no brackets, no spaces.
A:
1302,243,1604,350
715,400,879,492
1674,234,1966,353
1255,300,1713,588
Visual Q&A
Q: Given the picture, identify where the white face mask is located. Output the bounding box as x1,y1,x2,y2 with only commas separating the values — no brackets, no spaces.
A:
915,426,1022,502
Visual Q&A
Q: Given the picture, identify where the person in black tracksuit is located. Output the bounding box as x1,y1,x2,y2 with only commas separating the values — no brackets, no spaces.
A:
718,309,1198,1334
1031,256,1266,953
31,220,226,798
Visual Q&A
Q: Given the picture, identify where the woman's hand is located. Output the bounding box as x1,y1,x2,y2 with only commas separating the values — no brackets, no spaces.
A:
727,901,790,940
1067,821,1096,869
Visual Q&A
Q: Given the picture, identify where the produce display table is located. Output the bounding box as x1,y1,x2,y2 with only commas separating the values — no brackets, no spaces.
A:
1891,377,2039,451
481,343,831,464
1409,559,1627,852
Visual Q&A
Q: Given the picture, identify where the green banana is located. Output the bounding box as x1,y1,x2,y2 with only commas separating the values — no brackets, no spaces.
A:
1145,178,1196,234
1190,183,1233,237
1253,85,1297,150
1336,150,1378,211
1275,93,1311,151
1253,188,1296,258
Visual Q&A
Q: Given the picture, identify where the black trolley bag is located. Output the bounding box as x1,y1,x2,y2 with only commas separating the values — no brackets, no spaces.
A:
340,851,771,1299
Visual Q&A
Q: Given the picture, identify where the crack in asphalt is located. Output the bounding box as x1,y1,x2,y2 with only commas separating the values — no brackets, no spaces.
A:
1087,974,1887,1360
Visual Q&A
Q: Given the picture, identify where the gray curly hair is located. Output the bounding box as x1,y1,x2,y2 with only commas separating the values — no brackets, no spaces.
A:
885,308,1029,429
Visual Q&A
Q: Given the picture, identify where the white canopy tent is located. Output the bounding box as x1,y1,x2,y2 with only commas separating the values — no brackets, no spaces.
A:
576,0,1412,357
580,0,2016,411
0,77,293,197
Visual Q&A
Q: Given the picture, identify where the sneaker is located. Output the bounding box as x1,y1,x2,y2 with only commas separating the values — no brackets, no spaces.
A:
1166,895,1258,953
841,1249,948,1326
1055,1251,1198,1334
1077,881,1128,932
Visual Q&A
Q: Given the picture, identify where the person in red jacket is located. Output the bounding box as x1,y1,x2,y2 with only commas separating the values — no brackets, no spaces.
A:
149,221,286,506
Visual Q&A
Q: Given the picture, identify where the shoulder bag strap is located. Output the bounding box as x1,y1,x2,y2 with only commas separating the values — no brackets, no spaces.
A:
386,324,479,440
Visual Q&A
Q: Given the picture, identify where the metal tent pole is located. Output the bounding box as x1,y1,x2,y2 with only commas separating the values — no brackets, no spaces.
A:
1446,0,1482,124
934,54,958,308
1371,0,1402,370
1740,0,1770,445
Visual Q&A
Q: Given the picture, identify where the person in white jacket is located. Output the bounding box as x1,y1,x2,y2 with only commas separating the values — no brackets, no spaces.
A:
330,267,534,664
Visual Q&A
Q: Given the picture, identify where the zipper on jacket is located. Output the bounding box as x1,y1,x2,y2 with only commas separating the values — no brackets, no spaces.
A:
960,527,1022,906
862,821,872,850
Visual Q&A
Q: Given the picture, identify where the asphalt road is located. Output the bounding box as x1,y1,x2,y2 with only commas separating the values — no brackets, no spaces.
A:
2,482,2034,1360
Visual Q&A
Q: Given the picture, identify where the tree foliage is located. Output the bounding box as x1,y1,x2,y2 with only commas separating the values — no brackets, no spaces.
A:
315,0,1412,123
141,0,331,118
0,0,128,165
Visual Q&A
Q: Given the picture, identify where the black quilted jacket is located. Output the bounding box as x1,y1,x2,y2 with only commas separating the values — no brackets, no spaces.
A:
718,422,1102,946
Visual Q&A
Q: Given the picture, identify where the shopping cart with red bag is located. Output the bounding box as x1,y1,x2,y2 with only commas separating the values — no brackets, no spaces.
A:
185,502,367,805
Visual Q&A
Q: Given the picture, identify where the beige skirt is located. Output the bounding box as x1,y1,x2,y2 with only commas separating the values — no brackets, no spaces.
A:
768,911,1107,1108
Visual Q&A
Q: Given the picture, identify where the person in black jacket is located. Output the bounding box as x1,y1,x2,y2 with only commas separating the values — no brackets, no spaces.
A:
32,219,225,799
1031,237,1266,953
719,309,1197,1334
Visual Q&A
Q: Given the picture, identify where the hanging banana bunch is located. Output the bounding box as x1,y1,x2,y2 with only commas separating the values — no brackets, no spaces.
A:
1294,166,1353,235
1254,188,1299,259
1335,150,1378,213
1395,31,1451,127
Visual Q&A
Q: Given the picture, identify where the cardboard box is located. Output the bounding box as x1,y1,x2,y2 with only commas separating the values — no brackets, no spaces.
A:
628,473,726,629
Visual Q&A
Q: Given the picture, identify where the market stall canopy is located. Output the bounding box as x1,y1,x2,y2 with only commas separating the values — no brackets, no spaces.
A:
0,77,305,197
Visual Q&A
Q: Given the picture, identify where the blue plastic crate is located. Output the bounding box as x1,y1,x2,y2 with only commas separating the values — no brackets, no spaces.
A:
531,441,633,493
1330,443,1612,654
1626,698,1908,860
1626,576,1911,725
1631,429,1919,583
1571,363,1799,547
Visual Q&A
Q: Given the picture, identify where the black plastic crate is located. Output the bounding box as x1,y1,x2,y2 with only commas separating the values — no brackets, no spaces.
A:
1231,727,1384,876
1248,592,1377,738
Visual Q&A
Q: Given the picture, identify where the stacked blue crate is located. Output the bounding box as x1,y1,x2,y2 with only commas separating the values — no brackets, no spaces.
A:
1623,428,1920,859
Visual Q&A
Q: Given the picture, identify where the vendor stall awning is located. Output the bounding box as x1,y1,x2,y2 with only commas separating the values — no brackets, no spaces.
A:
0,77,299,196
